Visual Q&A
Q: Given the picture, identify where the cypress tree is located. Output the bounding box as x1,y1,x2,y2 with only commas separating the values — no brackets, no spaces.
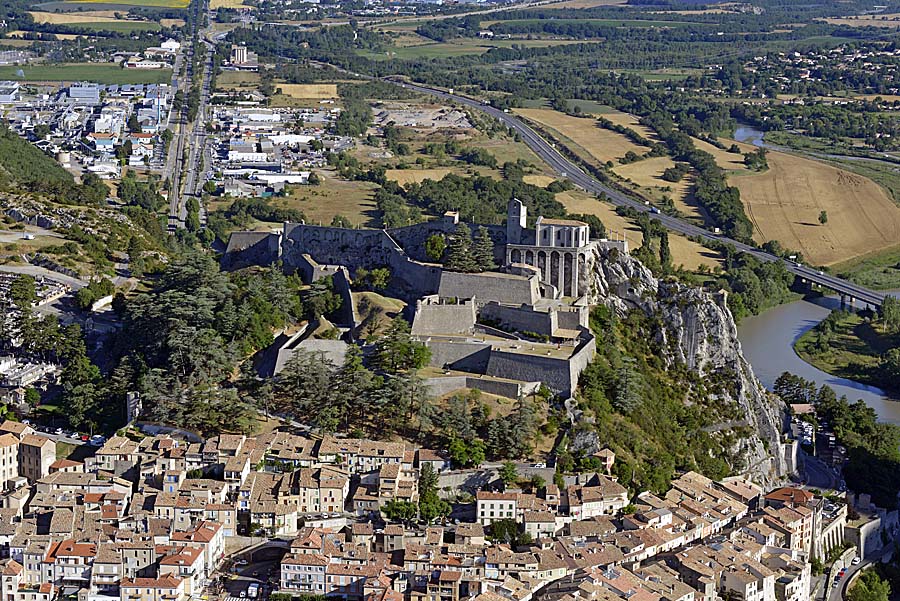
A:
474,226,497,272
445,223,478,273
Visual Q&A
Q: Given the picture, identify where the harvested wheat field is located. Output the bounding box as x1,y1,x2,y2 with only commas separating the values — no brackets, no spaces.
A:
514,108,646,165
602,109,658,141
824,14,900,28
161,18,185,27
386,168,456,186
733,151,900,265
29,10,122,22
210,0,253,8
612,156,702,220
278,83,338,99
523,174,556,187
557,190,722,270
693,137,755,171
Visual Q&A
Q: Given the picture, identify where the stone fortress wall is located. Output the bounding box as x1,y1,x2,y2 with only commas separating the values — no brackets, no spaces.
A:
480,302,588,337
223,199,617,397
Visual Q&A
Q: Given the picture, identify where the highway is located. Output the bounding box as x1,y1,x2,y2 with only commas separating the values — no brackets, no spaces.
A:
391,80,889,309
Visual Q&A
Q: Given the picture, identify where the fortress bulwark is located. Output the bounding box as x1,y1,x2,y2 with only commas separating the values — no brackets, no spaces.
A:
222,199,628,397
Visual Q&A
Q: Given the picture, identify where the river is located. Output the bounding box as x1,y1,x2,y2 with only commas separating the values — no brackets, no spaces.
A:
731,126,900,423
737,295,900,425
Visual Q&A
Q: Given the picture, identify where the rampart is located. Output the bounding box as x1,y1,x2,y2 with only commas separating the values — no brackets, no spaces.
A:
221,231,281,271
420,331,596,397
281,223,443,298
411,296,477,336
423,375,540,399
438,271,539,306
484,333,595,396
480,302,588,337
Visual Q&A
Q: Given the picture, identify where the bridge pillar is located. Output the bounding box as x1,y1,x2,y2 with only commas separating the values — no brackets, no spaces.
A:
849,296,855,310
840,294,847,309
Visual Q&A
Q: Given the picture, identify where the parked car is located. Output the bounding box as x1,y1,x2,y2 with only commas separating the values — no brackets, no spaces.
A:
852,557,861,565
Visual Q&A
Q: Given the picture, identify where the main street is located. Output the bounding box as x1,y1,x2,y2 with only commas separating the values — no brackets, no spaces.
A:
167,0,214,231
389,80,890,309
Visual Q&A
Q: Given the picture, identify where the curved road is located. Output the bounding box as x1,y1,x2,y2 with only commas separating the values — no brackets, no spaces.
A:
390,80,888,309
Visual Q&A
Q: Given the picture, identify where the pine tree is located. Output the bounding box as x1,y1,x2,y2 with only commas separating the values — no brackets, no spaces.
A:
474,226,497,272
445,223,478,273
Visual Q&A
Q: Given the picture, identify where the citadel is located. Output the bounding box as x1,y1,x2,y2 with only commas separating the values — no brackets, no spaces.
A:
223,198,629,397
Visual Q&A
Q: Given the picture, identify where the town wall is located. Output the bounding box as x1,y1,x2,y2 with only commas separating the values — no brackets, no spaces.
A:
281,223,443,297
438,271,539,306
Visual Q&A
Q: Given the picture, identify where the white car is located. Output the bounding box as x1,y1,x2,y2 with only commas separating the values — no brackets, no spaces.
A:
852,557,861,565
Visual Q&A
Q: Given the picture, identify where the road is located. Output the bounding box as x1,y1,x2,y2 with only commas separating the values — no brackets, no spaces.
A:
831,548,893,601
798,450,838,490
386,79,890,309
167,0,214,231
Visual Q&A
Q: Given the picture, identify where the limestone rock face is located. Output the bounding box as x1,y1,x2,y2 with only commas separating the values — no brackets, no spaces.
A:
585,246,790,487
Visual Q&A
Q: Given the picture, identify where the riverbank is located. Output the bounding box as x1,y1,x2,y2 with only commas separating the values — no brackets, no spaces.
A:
832,244,900,291
737,294,900,426
793,310,900,396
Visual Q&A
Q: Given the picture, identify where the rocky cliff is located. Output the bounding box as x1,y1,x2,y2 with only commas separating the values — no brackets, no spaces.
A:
582,245,790,487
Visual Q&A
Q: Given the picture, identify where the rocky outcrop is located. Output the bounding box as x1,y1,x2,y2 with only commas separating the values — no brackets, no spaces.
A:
584,246,790,487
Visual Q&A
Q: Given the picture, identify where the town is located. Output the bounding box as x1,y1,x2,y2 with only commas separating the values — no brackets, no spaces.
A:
0,416,888,601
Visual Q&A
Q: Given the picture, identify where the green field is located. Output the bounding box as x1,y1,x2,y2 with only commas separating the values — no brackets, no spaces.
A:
69,20,161,32
834,245,900,290
362,37,599,60
58,0,189,7
0,63,172,84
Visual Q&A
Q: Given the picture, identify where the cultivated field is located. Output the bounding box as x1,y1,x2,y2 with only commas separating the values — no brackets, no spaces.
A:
61,0,189,7
28,10,120,23
70,20,160,31
693,137,755,171
733,151,900,265
210,0,253,8
823,14,900,28
601,108,658,140
513,108,646,165
217,70,259,88
278,83,339,99
557,190,723,270
0,63,171,84
385,168,457,186
547,0,627,8
611,156,701,220
160,18,185,27
523,174,556,187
